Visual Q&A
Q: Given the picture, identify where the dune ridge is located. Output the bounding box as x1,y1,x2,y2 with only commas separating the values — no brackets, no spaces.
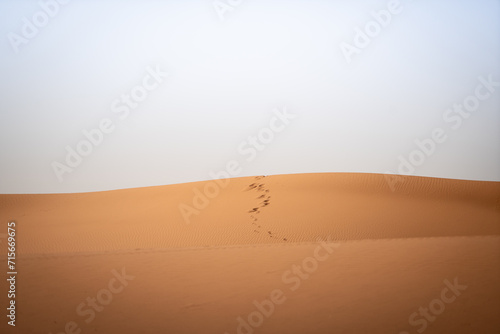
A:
0,173,498,255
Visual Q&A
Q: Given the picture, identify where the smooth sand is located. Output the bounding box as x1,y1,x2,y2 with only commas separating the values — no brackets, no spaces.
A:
0,173,499,333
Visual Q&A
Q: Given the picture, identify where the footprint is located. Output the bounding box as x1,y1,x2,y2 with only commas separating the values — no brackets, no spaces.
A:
246,179,272,232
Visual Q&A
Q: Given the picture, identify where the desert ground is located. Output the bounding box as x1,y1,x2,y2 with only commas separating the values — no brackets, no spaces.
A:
0,173,499,334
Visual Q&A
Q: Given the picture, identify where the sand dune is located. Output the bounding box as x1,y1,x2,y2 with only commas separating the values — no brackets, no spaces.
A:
0,173,499,333
1,173,499,255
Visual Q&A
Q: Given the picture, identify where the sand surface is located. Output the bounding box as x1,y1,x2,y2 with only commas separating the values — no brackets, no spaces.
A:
0,173,499,333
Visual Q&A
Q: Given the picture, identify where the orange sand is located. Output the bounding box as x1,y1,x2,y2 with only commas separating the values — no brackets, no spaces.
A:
0,173,499,333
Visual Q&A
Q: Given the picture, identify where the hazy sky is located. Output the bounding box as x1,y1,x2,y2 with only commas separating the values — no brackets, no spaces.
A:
1,0,499,193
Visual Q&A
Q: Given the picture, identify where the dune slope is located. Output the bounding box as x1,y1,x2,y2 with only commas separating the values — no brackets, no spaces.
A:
0,173,499,255
0,173,499,334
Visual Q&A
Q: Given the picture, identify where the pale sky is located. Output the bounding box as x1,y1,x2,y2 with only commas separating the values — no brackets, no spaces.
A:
0,0,499,194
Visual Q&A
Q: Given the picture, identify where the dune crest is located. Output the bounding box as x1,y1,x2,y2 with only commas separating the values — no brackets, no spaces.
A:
0,173,498,256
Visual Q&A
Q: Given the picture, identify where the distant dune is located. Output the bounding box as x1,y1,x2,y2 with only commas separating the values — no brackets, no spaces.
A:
0,173,499,333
